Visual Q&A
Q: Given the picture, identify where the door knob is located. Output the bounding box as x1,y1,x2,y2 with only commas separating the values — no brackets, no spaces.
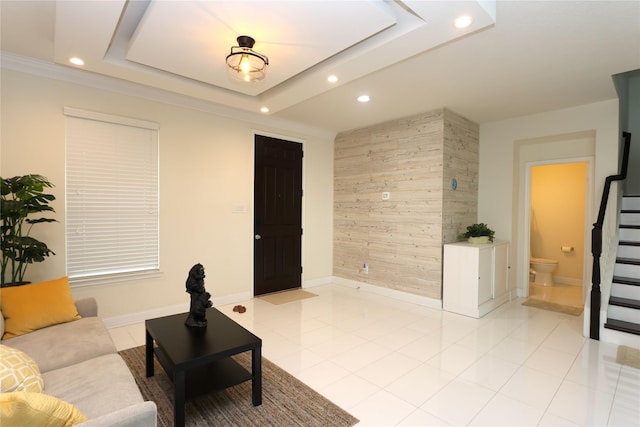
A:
255,234,262,240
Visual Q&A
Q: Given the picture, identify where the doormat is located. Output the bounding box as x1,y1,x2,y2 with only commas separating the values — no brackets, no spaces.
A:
617,345,640,369
522,298,584,316
259,289,318,305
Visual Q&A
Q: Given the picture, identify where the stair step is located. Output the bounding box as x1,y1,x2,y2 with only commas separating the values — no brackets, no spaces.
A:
609,296,640,310
604,318,640,336
621,210,640,226
614,261,640,277
622,196,640,210
608,304,640,323
613,276,640,286
612,282,640,299
617,243,640,258
619,227,640,241
619,241,640,246
616,257,640,265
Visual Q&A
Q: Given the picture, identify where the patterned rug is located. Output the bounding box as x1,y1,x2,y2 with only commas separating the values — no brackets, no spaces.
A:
617,345,640,369
521,298,584,316
119,345,358,427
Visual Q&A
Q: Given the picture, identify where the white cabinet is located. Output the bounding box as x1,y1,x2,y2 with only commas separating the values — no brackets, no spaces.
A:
443,240,510,318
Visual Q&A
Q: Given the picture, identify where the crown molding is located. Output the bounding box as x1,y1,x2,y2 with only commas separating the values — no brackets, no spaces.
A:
1,51,336,141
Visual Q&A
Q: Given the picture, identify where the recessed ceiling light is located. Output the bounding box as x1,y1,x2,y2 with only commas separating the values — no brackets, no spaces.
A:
327,75,338,83
454,15,473,29
69,57,84,66
260,107,269,113
357,95,371,103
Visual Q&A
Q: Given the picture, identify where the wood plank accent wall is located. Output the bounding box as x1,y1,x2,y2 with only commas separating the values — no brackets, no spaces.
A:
334,108,478,299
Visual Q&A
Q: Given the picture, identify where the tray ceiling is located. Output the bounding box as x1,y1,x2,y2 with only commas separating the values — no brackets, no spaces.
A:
2,1,639,133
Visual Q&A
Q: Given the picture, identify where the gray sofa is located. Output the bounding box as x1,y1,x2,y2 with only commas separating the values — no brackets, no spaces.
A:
0,298,156,427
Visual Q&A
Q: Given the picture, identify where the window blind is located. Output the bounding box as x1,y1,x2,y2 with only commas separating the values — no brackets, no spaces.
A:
65,108,159,283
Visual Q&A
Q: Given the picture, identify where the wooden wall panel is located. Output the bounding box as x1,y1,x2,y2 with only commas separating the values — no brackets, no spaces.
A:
334,108,478,299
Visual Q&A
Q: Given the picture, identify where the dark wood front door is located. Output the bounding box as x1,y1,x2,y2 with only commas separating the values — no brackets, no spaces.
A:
253,135,303,296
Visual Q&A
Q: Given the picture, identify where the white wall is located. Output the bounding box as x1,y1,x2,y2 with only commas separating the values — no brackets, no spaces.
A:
626,72,640,194
0,68,335,318
479,100,619,296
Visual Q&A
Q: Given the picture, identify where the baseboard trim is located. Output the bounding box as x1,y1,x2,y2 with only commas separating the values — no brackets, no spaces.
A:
303,276,334,288
212,291,254,307
103,291,252,329
103,303,187,329
104,279,443,328
331,276,442,310
553,276,583,286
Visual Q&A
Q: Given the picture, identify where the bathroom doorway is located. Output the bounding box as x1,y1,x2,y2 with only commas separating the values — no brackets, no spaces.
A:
525,160,591,308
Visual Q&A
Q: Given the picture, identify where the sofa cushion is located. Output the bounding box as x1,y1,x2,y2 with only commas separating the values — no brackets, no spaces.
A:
74,401,157,427
0,277,81,339
0,344,44,393
0,392,88,427
42,354,144,419
1,317,116,373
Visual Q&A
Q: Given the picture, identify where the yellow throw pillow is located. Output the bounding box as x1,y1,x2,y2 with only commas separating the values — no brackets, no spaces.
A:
0,345,44,393
0,277,81,339
0,392,88,427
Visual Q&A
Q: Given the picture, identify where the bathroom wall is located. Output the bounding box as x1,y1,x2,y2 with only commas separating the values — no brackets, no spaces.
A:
531,162,587,284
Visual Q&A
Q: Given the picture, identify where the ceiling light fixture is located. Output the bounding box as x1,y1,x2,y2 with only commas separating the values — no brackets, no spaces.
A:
260,107,269,113
327,75,338,83
357,95,371,103
226,36,269,82
454,15,473,28
69,57,84,66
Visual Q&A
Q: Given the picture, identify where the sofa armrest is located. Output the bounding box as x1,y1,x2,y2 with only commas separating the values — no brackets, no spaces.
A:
75,298,98,318
76,402,157,427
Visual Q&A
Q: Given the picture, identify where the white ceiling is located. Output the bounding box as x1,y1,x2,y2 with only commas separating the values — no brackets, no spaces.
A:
1,1,639,134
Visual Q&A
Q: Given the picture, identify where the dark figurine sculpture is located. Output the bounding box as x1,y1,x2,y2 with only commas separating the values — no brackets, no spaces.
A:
184,263,212,328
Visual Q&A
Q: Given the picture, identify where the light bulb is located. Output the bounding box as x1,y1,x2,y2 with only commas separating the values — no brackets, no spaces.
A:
240,55,251,74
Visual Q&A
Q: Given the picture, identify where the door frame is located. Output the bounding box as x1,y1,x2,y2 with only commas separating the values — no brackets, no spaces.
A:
252,131,306,294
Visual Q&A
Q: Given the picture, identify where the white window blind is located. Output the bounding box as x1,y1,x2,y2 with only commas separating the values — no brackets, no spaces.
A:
65,108,159,284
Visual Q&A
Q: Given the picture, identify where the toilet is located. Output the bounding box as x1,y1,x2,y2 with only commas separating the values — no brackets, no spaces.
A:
530,257,558,286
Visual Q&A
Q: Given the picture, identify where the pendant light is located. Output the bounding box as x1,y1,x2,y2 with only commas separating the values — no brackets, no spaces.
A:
226,36,269,82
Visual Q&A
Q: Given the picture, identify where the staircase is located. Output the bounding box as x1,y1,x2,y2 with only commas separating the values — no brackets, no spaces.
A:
604,195,640,345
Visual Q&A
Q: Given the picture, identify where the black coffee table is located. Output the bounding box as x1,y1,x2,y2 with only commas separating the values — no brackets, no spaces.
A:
145,308,262,427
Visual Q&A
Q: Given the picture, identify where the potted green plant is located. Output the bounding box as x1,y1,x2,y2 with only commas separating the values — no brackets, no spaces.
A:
1,174,57,287
460,223,495,244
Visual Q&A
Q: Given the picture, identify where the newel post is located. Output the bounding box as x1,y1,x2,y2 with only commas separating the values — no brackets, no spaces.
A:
590,223,602,340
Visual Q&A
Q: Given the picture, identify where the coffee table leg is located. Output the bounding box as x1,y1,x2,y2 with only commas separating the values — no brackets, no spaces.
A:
252,346,262,406
175,369,186,427
145,330,154,378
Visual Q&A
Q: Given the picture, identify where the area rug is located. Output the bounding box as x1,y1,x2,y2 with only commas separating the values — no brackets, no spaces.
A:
119,345,358,427
258,289,318,305
617,345,640,369
522,298,584,316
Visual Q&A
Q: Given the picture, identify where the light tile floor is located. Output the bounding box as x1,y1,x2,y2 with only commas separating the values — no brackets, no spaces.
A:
109,284,639,426
528,282,584,308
